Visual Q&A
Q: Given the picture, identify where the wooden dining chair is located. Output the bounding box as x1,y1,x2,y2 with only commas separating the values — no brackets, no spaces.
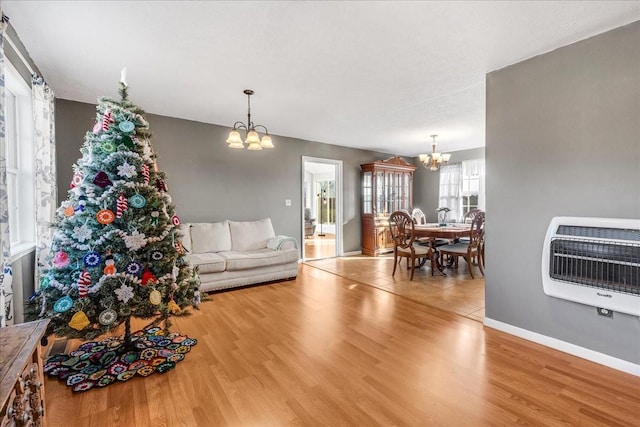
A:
388,210,432,280
437,211,485,279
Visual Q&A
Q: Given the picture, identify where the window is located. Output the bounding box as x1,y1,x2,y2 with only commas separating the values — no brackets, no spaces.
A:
4,61,35,253
438,158,485,222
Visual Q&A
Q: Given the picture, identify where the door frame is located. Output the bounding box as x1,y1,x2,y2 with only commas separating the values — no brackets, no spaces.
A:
301,156,343,260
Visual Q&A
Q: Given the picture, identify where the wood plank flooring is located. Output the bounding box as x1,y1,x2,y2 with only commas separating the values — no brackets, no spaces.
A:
306,254,485,322
44,264,640,426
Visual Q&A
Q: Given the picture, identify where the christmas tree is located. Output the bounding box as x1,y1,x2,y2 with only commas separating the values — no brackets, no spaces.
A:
28,73,200,347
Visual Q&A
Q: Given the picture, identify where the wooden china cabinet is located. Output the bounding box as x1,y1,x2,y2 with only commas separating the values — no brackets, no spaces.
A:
361,156,416,256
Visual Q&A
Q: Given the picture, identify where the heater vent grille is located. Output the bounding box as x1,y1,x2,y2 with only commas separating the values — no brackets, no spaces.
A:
542,217,640,316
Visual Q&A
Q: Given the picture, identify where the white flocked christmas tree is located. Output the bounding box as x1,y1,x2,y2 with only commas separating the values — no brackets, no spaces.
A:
29,72,200,346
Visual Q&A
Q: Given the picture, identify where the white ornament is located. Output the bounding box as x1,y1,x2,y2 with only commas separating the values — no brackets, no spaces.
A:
115,283,134,303
117,161,137,178
74,224,93,242
123,230,147,251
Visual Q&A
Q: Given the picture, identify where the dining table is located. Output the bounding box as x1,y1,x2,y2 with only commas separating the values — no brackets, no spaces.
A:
413,223,472,275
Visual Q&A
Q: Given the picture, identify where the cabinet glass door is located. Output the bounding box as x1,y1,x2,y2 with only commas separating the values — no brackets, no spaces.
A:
363,172,372,214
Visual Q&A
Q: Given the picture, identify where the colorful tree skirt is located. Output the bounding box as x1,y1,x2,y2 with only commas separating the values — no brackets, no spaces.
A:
44,326,197,392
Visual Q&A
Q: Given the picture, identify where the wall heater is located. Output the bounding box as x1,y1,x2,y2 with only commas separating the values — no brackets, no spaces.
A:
542,217,640,316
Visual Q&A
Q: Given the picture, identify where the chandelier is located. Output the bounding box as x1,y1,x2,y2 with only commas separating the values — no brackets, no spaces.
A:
419,134,451,171
225,89,274,150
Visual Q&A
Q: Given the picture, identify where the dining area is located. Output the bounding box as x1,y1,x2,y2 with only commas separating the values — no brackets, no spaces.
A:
388,208,486,281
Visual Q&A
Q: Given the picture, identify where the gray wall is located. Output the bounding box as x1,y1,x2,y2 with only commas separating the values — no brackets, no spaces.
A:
485,22,640,364
55,100,394,253
413,147,485,221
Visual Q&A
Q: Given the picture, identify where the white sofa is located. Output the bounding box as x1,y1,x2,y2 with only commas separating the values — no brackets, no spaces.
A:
181,218,299,292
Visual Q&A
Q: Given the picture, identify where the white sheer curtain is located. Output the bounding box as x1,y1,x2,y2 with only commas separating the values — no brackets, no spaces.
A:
0,14,13,327
462,158,486,211
438,163,462,222
32,74,56,287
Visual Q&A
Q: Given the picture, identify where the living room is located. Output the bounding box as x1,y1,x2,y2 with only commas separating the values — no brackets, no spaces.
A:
1,2,639,426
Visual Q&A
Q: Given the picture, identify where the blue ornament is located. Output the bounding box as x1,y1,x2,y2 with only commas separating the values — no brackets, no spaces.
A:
83,251,102,268
118,121,135,133
125,261,143,276
129,194,146,208
54,296,74,313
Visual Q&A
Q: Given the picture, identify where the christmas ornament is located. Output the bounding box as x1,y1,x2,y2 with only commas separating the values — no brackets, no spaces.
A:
103,254,116,276
83,251,102,268
101,140,116,153
115,282,134,303
116,193,128,218
64,205,75,217
156,178,168,192
98,309,118,326
141,269,158,286
193,290,201,306
174,241,185,254
102,110,114,131
75,195,87,212
171,215,181,226
149,289,162,305
150,211,160,225
118,120,135,133
73,224,93,243
54,296,74,313
117,161,137,178
97,209,115,225
153,162,159,172
129,194,146,208
78,270,91,298
141,164,150,183
92,121,102,134
125,261,143,276
167,299,181,315
93,171,113,188
151,251,164,261
53,250,70,268
123,230,146,251
120,135,135,149
70,172,82,188
69,311,91,331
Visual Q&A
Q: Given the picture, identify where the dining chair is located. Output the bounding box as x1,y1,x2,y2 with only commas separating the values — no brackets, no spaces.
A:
437,211,485,279
458,209,482,244
388,210,433,280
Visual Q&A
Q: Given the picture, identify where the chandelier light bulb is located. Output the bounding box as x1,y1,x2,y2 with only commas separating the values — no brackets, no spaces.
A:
225,89,274,150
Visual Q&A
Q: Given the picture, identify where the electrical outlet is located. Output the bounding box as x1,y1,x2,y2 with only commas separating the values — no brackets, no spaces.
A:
597,307,613,318
285,199,292,207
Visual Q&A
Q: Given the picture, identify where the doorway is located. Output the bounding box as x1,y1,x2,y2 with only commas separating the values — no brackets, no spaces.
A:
302,157,343,260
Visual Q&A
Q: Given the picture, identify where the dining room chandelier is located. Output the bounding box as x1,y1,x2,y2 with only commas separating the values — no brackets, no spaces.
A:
419,134,451,171
225,89,274,150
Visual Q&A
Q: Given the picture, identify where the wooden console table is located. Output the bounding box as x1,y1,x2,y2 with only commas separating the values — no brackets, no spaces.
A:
0,319,50,427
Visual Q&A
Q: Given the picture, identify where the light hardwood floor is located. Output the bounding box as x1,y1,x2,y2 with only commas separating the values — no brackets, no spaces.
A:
306,254,485,322
45,264,640,426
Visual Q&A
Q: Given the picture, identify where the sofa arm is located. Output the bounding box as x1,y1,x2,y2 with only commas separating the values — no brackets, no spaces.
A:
267,235,299,251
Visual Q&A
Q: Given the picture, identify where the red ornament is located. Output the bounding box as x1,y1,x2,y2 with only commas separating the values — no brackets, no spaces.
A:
93,171,112,188
141,269,158,286
102,109,114,131
78,270,91,298
116,193,128,218
141,164,150,184
172,215,181,226
70,172,82,189
156,178,168,192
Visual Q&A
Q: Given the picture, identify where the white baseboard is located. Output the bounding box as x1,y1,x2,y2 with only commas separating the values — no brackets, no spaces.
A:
341,250,362,257
483,317,640,377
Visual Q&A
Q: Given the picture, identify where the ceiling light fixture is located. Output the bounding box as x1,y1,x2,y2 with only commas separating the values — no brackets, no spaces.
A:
226,89,273,150
418,134,451,171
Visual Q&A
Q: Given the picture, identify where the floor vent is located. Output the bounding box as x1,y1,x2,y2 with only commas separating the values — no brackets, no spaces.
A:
542,217,640,316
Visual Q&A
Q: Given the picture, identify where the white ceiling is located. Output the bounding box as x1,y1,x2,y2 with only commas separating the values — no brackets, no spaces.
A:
3,1,639,156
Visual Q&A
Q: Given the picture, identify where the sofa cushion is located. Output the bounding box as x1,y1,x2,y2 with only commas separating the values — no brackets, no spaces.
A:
185,252,226,274
229,218,275,251
180,223,192,253
219,248,298,271
190,221,231,253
